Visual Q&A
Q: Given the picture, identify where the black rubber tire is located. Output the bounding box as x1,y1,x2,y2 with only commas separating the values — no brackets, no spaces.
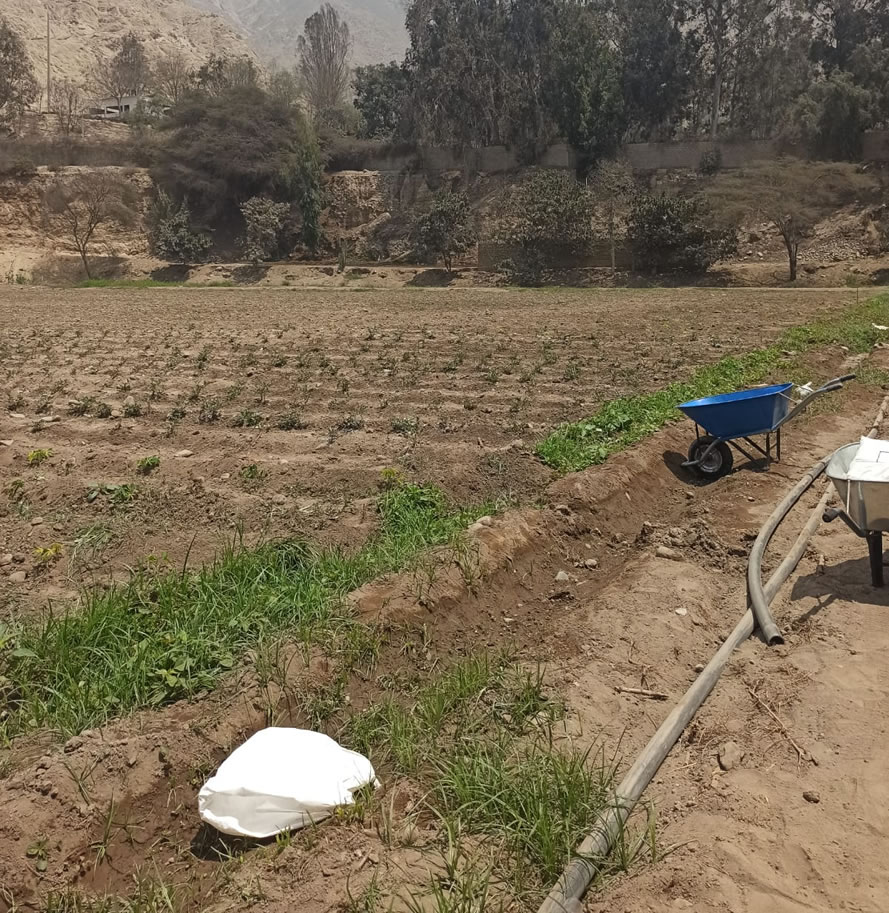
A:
687,435,734,479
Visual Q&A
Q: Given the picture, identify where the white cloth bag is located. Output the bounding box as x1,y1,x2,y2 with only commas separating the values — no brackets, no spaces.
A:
198,728,378,838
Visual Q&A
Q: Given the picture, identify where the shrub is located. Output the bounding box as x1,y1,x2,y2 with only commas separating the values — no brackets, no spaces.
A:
627,193,737,274
498,250,549,287
414,190,476,273
500,171,593,252
0,157,37,179
495,171,593,285
153,85,323,250
240,197,290,263
147,190,211,263
698,147,723,176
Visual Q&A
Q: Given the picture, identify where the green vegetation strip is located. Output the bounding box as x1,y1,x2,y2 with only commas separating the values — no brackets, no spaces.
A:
342,654,641,905
0,480,490,738
538,295,889,474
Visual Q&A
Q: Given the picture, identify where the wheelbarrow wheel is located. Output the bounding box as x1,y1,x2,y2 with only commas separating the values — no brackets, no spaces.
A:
687,436,733,479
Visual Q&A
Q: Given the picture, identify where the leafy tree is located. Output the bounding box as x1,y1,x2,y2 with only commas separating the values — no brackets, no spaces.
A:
354,62,410,140
499,170,592,252
147,189,211,263
544,2,625,169
726,1,814,138
194,55,261,97
44,173,139,279
627,193,736,274
849,39,889,124
789,70,873,159
807,0,888,72
405,0,509,148
612,0,698,139
0,16,38,129
708,159,877,280
241,197,290,262
153,85,323,250
500,0,560,161
90,32,152,113
298,4,353,125
414,191,477,273
268,68,302,109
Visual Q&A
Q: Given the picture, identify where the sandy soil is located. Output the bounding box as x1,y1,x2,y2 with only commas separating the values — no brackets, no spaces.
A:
1,287,888,913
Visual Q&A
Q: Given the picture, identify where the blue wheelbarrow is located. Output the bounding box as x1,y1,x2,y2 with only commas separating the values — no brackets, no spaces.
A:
679,375,855,479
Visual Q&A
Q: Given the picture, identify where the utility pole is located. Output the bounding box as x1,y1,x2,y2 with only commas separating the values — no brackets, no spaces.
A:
46,10,51,113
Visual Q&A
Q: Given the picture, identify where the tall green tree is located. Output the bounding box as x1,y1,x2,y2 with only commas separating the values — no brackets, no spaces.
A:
545,1,625,169
807,0,888,72
405,0,509,148
354,62,410,140
500,0,560,160
726,2,813,137
0,16,38,129
613,0,698,139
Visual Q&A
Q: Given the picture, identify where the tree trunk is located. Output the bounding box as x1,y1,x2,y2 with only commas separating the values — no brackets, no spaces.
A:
78,247,91,280
787,242,797,282
710,45,723,141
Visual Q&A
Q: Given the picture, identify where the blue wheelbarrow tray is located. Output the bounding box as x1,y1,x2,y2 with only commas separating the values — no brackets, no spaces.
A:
678,375,854,479
679,383,793,438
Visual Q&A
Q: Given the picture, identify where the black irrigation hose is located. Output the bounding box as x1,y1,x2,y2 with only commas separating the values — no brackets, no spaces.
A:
747,458,832,646
537,394,889,913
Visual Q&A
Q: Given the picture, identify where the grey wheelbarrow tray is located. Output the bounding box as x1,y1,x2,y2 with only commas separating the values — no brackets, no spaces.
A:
824,441,889,586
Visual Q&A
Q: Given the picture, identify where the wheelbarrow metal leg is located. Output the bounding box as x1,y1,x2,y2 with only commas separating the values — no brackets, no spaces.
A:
867,531,884,587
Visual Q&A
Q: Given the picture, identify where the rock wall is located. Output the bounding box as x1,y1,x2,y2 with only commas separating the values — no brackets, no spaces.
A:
0,166,153,257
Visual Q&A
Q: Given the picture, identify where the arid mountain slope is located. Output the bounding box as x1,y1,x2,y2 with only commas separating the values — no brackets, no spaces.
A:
4,0,252,100
188,0,408,66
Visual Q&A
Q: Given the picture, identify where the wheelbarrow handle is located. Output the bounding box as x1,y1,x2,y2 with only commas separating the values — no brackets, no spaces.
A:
775,374,854,430
823,373,856,387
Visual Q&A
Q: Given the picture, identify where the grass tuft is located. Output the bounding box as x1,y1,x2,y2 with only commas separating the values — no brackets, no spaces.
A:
343,654,620,902
0,480,493,738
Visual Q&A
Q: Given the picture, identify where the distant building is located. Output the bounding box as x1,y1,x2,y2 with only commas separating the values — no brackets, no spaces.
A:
88,95,169,120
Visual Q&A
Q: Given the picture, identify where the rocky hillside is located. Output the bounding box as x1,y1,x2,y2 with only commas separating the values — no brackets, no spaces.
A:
4,0,252,99
187,0,408,66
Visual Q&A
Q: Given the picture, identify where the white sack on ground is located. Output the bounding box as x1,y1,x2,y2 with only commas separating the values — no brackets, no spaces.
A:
198,727,378,838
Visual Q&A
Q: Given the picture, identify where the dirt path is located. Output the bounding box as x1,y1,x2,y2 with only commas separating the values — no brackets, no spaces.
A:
570,402,889,912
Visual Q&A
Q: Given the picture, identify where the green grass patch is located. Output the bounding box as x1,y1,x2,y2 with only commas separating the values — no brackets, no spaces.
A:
341,654,637,905
74,279,235,289
538,294,889,473
0,480,492,739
